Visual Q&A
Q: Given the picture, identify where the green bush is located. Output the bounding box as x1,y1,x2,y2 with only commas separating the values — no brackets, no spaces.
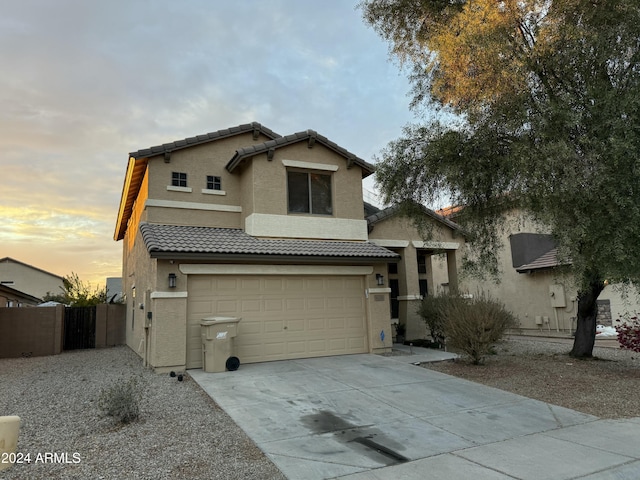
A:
445,294,518,365
98,377,143,424
417,294,464,347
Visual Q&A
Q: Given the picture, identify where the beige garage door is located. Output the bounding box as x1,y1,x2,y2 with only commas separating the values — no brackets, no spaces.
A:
186,275,368,368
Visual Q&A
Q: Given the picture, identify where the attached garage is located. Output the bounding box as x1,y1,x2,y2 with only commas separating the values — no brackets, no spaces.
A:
137,223,399,371
186,273,368,368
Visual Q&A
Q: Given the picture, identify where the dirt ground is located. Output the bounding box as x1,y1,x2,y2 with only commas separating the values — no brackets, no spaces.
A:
423,337,640,419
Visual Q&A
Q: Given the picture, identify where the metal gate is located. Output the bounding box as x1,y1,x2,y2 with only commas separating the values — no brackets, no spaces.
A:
63,306,96,350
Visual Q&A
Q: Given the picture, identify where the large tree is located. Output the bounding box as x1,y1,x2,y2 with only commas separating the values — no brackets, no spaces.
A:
360,0,640,357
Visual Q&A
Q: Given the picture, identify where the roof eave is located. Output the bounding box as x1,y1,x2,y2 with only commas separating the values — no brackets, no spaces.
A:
149,251,399,264
226,131,375,178
114,157,147,241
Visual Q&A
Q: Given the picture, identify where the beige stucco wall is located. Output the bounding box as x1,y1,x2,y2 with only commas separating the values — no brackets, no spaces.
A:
0,259,63,300
239,142,368,240
365,265,393,354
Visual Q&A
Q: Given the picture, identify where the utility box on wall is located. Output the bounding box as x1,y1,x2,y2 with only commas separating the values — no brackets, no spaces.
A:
549,284,566,308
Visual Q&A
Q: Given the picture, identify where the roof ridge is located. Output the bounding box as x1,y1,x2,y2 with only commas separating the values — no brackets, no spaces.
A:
129,122,281,158
226,129,374,177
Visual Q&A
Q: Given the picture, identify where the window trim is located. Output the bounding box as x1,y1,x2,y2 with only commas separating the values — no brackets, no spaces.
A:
167,185,192,193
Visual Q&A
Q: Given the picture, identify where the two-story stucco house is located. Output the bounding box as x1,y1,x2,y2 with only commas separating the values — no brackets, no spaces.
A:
114,122,408,372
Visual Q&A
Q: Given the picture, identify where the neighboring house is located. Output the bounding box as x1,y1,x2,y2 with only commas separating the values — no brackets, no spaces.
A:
440,210,640,333
0,283,42,307
114,122,400,372
106,277,123,303
366,204,465,340
0,257,64,301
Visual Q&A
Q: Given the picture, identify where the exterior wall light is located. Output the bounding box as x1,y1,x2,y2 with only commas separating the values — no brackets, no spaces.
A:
376,274,385,286
168,273,177,289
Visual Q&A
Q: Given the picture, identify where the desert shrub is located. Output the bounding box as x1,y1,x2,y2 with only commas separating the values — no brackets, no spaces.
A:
615,316,640,353
98,376,143,424
418,294,465,347
444,294,518,365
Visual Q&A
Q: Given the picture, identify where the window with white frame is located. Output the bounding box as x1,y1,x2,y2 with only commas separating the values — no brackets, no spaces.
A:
287,170,333,215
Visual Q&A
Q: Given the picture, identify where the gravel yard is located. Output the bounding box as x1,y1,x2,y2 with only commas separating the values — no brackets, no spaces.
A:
424,337,640,418
1,346,285,480
4,338,639,478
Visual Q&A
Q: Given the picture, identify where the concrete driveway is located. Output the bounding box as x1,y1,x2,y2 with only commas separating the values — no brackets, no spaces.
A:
190,349,640,480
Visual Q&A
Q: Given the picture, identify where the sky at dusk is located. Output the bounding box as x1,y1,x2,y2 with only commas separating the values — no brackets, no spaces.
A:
1,0,418,286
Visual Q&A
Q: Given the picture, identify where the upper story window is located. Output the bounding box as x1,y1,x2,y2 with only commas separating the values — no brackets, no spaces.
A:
207,175,221,190
287,170,332,215
172,172,187,187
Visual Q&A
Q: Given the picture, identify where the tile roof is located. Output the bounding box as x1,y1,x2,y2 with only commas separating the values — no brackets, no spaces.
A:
516,248,571,273
139,223,400,260
367,204,462,232
226,130,375,177
129,122,281,159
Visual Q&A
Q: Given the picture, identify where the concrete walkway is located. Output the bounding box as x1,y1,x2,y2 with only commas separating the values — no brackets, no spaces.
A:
190,347,640,480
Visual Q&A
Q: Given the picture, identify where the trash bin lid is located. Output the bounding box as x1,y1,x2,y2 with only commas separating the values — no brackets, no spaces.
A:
226,356,240,371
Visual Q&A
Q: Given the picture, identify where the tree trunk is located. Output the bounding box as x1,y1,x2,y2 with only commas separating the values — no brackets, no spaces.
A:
570,275,605,358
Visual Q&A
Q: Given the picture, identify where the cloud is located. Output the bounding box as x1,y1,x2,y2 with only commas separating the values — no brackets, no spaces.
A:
0,0,414,283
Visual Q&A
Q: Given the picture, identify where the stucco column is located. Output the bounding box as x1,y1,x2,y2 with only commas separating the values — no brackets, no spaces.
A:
366,265,393,354
446,250,459,294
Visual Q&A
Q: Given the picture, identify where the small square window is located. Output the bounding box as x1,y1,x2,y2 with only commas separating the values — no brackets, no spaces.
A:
172,172,187,187
207,175,222,190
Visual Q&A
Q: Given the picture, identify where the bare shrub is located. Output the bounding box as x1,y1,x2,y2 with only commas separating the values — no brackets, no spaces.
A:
444,294,518,365
98,376,143,424
418,294,465,347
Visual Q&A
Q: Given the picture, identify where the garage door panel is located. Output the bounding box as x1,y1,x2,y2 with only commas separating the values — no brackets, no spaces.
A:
328,318,345,329
265,299,285,312
241,278,260,290
308,339,328,353
264,278,285,291
307,298,325,310
264,341,286,355
240,299,261,312
345,316,367,329
216,299,238,313
239,321,262,334
307,318,326,331
187,274,368,368
327,297,346,309
286,341,306,354
348,337,366,349
285,278,304,291
286,298,305,310
217,278,238,290
265,320,284,332
329,338,347,351
288,319,305,332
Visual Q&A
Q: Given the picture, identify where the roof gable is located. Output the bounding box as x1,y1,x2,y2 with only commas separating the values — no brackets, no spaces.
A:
0,257,63,281
114,122,280,241
226,130,375,178
366,204,463,233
